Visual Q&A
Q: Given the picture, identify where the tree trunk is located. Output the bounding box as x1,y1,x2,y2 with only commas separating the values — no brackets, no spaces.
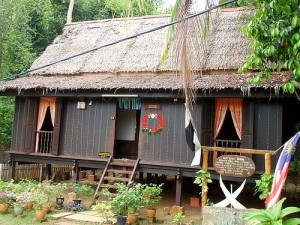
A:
67,0,75,23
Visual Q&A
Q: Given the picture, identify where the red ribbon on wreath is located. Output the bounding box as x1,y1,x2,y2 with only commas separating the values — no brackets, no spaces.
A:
142,113,165,135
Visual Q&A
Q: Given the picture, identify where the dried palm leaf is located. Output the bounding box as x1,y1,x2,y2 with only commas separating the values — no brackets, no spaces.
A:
163,0,219,108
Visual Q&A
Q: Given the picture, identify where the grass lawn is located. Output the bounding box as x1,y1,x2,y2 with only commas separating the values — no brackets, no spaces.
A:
0,208,59,225
0,207,101,225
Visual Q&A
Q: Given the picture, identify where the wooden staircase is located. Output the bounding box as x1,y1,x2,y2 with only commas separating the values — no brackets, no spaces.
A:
93,156,139,202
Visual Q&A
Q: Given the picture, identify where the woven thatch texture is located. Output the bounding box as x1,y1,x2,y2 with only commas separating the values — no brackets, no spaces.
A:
30,11,250,75
0,73,288,93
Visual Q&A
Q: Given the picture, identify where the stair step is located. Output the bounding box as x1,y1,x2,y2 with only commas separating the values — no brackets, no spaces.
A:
107,169,133,175
110,159,135,167
104,176,130,182
100,184,118,189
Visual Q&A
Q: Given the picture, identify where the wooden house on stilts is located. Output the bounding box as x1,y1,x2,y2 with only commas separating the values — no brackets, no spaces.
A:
0,9,299,205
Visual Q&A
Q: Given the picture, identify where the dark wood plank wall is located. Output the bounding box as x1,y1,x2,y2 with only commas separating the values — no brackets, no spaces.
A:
241,100,254,148
11,97,38,152
59,99,116,157
139,100,202,165
253,100,282,170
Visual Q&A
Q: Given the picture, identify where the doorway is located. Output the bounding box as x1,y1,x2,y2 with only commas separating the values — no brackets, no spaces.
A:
114,109,140,159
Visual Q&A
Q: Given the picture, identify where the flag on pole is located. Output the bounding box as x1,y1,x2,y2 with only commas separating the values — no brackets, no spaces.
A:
265,131,300,209
185,105,201,166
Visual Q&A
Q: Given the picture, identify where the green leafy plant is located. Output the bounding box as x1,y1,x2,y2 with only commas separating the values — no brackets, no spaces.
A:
52,182,68,198
194,169,212,195
110,183,129,217
31,190,49,210
11,180,39,194
239,0,300,94
0,191,13,204
110,183,144,216
172,212,186,225
142,183,163,209
126,183,144,214
290,160,300,175
243,197,300,225
254,173,274,200
72,183,94,200
92,200,114,224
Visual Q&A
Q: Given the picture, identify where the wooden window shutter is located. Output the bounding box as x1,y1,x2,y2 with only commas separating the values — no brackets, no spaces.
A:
23,98,39,153
51,99,62,155
241,101,254,148
201,101,214,146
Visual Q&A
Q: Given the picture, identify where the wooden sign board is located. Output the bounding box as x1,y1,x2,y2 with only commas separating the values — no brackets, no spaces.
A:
145,104,161,110
98,152,111,158
214,155,255,178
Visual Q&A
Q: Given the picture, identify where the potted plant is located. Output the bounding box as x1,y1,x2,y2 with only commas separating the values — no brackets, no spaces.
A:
72,183,94,205
0,191,13,213
92,201,114,225
110,183,129,225
143,183,163,218
12,180,38,209
13,191,31,216
31,191,49,221
126,183,144,224
52,182,67,209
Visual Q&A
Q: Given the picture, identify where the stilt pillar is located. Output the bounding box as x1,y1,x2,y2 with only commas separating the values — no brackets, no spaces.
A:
72,160,79,182
45,164,52,180
265,153,272,174
146,173,152,184
8,154,16,180
175,168,182,206
201,148,209,207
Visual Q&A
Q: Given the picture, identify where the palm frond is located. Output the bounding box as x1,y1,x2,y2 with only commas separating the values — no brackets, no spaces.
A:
163,0,219,107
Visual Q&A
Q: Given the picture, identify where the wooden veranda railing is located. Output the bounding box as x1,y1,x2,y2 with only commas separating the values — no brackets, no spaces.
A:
36,131,53,153
201,146,274,207
214,139,241,148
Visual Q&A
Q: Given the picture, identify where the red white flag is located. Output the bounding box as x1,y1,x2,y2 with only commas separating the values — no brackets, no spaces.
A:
265,131,300,209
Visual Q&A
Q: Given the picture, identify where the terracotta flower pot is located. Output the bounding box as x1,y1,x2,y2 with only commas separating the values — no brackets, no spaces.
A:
190,197,200,207
127,213,138,224
88,175,97,181
146,208,156,218
35,209,46,221
43,204,51,213
25,201,33,210
0,203,9,213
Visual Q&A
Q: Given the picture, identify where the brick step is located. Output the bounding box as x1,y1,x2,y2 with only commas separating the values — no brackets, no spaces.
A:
106,169,133,175
103,176,130,182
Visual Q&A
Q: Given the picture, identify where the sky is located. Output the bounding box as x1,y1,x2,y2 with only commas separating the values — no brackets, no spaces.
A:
161,0,207,11
162,0,176,9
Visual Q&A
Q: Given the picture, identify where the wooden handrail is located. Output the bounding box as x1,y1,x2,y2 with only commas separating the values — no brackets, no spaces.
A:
202,146,274,155
128,157,140,185
93,156,112,203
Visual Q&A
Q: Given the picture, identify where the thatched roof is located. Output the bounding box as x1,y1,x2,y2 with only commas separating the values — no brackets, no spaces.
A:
28,10,250,75
1,9,284,94
0,73,288,95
